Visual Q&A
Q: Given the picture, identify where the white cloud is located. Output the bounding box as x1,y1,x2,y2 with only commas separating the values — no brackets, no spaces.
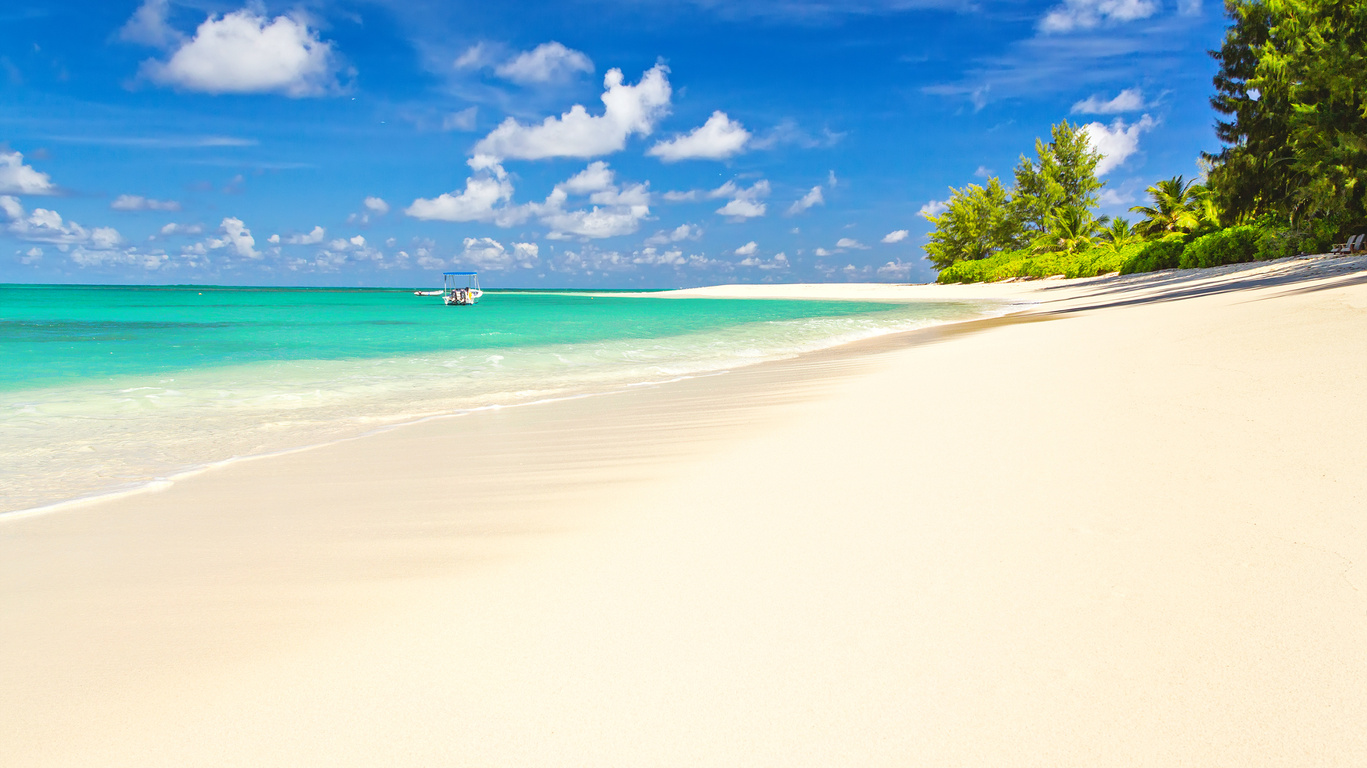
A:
560,161,616,194
739,251,789,270
1082,114,1156,175
495,42,593,84
207,216,259,258
0,151,57,195
540,190,652,239
647,111,751,162
532,164,654,239
473,64,671,160
876,260,916,280
733,241,758,256
285,225,326,244
662,189,700,202
644,223,702,245
159,222,203,236
1072,88,1146,114
1,196,123,250
140,9,339,97
786,185,824,215
363,196,390,215
712,179,770,220
442,106,478,132
1098,188,1136,206
111,194,181,211
919,199,949,217
119,0,181,48
974,165,992,178
457,237,540,271
881,229,909,243
1040,0,1158,33
454,43,491,70
406,157,521,224
814,247,833,257
836,237,868,249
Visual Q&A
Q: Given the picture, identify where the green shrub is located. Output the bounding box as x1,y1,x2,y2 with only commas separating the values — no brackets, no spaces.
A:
1120,237,1186,274
1179,225,1263,269
935,241,1145,284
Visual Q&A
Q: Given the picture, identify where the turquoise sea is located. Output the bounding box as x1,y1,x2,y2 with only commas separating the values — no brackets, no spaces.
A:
1,284,1007,514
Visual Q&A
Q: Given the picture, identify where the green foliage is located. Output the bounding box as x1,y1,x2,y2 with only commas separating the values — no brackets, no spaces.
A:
1119,238,1187,274
1030,206,1107,256
1099,217,1144,250
921,177,1017,269
1011,121,1105,239
1206,0,1367,234
936,242,1142,284
1130,176,1207,236
923,120,1106,270
1178,225,1265,268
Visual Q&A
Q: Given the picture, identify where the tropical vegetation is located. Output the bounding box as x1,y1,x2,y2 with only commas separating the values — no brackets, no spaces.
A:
926,0,1366,283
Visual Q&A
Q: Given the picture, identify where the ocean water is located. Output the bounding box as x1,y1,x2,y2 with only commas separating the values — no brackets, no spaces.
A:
1,284,1008,514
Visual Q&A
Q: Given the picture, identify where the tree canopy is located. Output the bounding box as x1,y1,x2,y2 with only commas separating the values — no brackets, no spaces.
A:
1206,0,1367,232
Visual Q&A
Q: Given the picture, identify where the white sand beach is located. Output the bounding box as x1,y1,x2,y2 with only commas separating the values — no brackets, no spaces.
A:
3,255,1367,766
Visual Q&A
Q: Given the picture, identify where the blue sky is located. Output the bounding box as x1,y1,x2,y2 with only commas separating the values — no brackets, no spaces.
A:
1,0,1229,287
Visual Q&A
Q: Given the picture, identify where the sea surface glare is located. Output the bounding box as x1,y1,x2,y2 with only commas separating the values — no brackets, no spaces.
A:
0,284,1001,514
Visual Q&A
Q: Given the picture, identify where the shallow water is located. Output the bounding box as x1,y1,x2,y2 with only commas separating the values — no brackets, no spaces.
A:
0,284,1006,514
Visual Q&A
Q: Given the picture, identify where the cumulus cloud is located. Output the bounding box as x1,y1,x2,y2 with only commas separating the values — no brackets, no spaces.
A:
0,151,57,195
786,185,824,215
644,223,702,245
495,42,593,84
363,196,390,215
647,111,750,162
406,156,521,225
733,241,758,256
1082,114,1157,175
662,189,701,202
207,216,258,258
560,161,616,194
473,64,671,160
1039,0,1158,33
282,225,326,244
919,199,949,217
457,237,540,270
836,237,868,250
1,195,122,249
882,229,909,244
0,196,174,269
739,251,789,270
712,179,770,220
1072,88,1146,114
111,194,181,211
876,260,916,280
139,8,339,97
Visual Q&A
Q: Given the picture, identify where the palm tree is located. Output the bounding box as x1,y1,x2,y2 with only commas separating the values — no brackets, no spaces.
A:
1130,176,1202,236
1099,217,1143,250
1030,206,1105,255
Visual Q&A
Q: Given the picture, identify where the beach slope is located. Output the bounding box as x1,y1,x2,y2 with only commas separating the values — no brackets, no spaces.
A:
3,256,1366,766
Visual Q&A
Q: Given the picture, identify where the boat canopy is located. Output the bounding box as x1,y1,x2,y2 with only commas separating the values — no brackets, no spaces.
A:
444,271,477,275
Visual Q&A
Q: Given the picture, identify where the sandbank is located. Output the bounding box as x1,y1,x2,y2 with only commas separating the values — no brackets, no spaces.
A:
3,254,1367,766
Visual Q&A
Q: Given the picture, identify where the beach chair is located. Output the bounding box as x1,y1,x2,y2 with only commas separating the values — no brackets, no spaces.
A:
1330,234,1364,254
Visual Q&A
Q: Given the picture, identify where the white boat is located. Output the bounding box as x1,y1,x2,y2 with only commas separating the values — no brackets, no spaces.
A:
413,290,443,296
442,271,482,306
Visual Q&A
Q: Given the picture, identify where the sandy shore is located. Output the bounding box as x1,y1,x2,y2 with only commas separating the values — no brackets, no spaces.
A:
3,255,1367,766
